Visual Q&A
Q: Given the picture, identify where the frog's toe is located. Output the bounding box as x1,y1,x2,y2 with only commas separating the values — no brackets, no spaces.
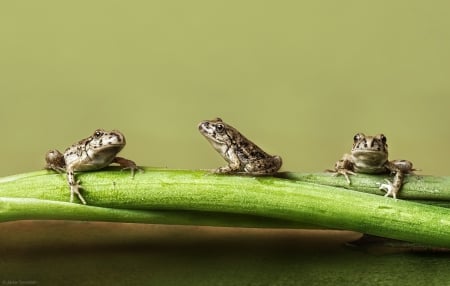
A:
330,169,356,184
378,179,397,200
46,165,66,174
121,166,144,178
214,165,237,174
70,182,87,205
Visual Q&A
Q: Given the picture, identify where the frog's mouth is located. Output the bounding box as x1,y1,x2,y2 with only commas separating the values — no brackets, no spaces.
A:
100,145,124,151
198,122,229,147
198,122,207,131
198,122,214,136
87,142,123,155
352,149,384,153
352,149,388,162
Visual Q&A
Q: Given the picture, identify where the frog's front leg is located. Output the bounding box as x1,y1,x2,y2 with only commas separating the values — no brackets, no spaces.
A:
329,154,356,184
212,150,241,173
113,157,142,177
379,160,414,199
66,168,87,205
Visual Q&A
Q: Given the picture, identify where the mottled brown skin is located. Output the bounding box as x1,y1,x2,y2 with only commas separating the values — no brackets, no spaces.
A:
198,117,282,175
45,129,141,204
331,133,414,199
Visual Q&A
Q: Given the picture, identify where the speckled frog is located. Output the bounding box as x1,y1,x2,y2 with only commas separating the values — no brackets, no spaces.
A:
331,133,414,199
198,117,282,175
45,129,140,204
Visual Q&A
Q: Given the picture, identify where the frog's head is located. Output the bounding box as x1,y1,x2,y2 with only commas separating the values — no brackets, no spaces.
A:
351,133,388,162
198,117,235,150
86,129,126,158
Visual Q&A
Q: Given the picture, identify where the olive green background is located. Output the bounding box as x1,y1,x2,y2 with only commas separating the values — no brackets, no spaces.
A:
1,0,449,177
0,1,449,285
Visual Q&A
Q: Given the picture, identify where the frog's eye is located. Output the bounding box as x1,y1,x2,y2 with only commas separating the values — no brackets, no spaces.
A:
215,124,225,133
93,130,103,138
353,133,363,142
380,134,387,144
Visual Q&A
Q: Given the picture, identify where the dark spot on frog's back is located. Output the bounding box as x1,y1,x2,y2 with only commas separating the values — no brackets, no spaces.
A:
251,149,265,159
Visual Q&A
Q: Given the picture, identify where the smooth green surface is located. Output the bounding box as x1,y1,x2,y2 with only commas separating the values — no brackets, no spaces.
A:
281,172,450,201
1,169,450,247
0,197,315,229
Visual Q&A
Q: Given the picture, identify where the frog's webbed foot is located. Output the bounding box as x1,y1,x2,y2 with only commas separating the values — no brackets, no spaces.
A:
121,165,144,178
66,169,87,204
69,180,87,205
113,157,143,177
328,156,355,184
382,163,406,199
212,161,244,174
214,165,237,174
47,165,66,174
378,179,399,200
328,169,356,184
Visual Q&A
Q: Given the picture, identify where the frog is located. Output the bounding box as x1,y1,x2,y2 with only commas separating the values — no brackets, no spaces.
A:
330,133,415,199
45,129,141,204
198,117,282,175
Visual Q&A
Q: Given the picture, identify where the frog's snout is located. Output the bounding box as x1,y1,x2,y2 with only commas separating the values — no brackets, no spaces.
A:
198,121,208,131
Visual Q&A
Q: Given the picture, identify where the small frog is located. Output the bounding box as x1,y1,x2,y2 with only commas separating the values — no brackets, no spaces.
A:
45,129,141,204
330,133,415,199
198,117,282,175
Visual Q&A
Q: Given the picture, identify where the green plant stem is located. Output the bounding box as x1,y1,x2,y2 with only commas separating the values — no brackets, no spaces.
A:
279,172,450,201
0,197,311,229
1,168,450,247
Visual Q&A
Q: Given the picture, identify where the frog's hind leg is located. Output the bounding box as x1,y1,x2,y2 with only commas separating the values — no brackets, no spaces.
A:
244,156,282,175
45,149,66,173
113,156,143,177
390,160,416,174
212,159,243,174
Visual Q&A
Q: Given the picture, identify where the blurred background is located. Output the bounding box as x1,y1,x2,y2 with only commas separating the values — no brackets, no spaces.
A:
1,0,449,177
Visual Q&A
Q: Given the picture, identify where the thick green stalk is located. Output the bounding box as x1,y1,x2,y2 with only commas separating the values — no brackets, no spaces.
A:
0,168,449,247
279,172,450,201
0,197,310,229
